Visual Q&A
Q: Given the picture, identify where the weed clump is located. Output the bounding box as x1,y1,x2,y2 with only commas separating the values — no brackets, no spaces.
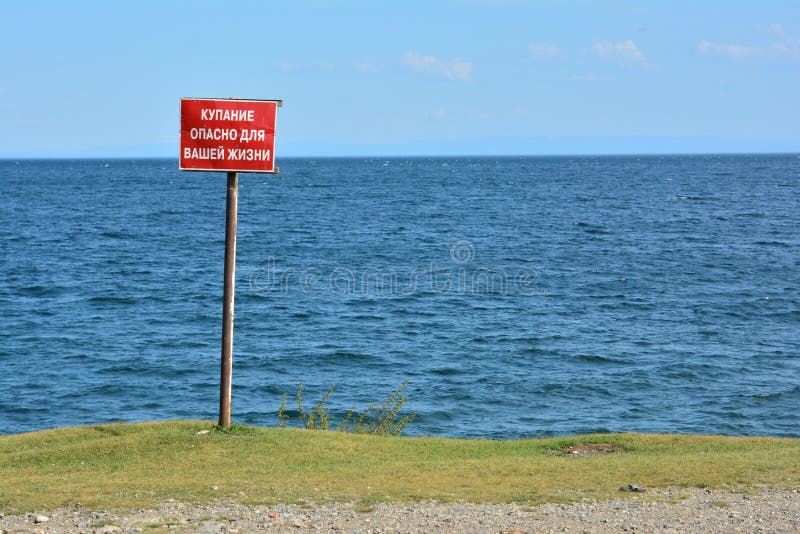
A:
278,381,415,436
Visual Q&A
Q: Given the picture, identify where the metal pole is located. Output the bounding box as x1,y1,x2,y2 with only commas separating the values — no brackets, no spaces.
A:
219,171,238,428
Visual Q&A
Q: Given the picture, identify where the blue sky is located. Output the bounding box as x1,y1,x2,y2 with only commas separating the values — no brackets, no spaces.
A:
1,0,799,157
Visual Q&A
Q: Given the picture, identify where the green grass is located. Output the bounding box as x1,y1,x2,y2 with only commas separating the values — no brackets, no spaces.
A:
0,421,798,513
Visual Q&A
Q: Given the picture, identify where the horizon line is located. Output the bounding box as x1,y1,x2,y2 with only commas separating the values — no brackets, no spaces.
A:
2,150,799,161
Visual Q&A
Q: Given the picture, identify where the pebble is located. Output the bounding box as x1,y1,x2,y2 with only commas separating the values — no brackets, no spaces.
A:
0,487,797,533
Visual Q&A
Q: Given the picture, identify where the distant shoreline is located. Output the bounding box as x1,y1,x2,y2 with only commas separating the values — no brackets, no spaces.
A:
2,151,800,161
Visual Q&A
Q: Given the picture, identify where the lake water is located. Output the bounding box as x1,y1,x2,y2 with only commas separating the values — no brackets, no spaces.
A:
1,155,798,438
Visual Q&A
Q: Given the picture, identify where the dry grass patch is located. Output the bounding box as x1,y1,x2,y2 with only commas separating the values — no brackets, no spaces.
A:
554,443,622,456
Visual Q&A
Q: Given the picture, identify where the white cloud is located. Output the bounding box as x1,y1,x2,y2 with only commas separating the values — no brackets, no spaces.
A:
353,61,378,73
592,40,652,67
445,59,473,81
698,39,800,60
698,41,758,58
405,53,436,70
276,61,298,72
767,24,786,37
528,43,560,58
430,108,448,119
699,23,800,60
773,41,800,55
404,53,473,81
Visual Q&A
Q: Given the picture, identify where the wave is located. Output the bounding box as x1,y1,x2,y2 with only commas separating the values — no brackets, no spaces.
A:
753,240,792,248
88,295,138,305
318,351,377,362
431,367,464,376
573,353,625,365
752,385,800,401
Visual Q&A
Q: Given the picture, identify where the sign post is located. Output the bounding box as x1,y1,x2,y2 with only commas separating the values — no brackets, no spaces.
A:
180,97,281,428
219,170,238,428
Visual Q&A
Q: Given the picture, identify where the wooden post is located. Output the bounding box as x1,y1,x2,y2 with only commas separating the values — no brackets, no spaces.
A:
219,171,238,428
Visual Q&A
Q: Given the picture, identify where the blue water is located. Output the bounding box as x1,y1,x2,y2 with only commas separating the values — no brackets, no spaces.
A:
1,155,799,438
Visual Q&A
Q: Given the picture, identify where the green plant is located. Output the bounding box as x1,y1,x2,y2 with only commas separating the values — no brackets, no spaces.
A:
340,381,415,436
306,385,335,430
278,381,416,436
296,383,306,423
289,382,334,430
277,393,289,428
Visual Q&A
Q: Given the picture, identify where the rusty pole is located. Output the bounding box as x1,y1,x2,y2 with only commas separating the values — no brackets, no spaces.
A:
219,171,238,428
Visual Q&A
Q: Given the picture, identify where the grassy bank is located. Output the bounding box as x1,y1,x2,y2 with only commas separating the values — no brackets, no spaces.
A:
1,421,798,513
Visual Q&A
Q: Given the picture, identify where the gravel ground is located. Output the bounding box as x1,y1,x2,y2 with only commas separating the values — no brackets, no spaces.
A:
1,487,798,533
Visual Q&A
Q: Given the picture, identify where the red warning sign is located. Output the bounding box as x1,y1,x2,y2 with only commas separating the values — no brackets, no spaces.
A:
180,98,280,173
